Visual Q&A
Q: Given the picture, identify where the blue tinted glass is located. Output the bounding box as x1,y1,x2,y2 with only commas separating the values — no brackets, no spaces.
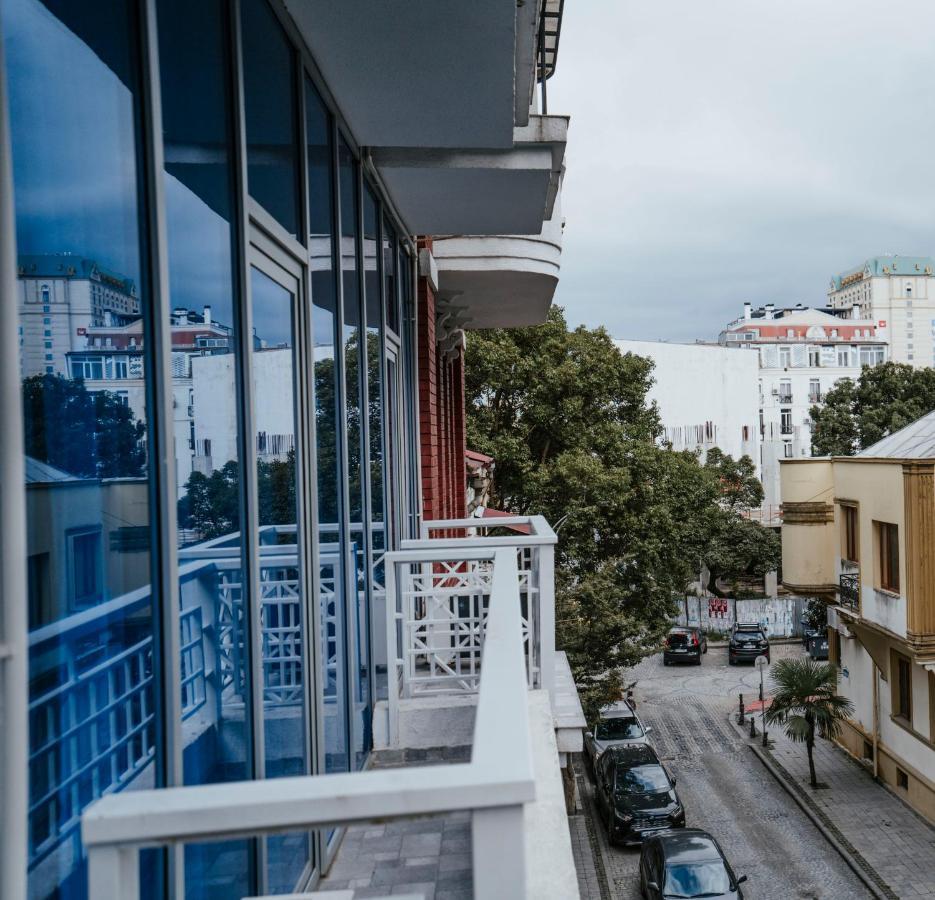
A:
306,80,349,781
155,0,253,894
339,140,371,769
249,265,311,892
240,0,300,237
4,0,161,895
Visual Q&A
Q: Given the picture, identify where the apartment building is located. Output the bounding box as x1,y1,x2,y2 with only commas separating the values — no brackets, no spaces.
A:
720,303,887,524
781,416,935,824
614,339,760,467
828,255,935,367
0,3,581,900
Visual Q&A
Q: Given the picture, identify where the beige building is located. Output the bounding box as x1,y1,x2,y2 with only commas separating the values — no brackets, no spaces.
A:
781,413,935,824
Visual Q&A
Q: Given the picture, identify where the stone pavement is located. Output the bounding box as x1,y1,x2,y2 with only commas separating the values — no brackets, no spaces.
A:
732,698,935,899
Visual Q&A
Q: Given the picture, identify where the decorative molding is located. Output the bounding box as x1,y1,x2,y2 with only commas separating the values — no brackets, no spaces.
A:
781,501,834,524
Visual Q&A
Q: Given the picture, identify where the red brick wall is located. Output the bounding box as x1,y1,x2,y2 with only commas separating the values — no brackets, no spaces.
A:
416,238,466,524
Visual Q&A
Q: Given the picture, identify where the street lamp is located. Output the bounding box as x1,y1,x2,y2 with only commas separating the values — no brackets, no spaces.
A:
755,654,769,746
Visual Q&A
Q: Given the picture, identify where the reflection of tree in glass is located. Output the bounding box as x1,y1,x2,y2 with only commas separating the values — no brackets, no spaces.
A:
179,452,297,541
22,374,146,478
313,330,383,526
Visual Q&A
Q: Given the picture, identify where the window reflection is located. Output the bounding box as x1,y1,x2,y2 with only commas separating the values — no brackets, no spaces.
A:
156,0,253,894
307,79,349,781
4,0,159,896
338,139,371,769
240,0,300,237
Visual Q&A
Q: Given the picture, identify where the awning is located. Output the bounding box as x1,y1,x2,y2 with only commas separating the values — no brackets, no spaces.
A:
477,507,532,535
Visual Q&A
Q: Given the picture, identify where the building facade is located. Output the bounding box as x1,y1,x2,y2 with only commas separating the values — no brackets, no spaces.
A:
720,304,887,524
828,255,935,367
614,339,760,467
781,416,935,825
0,3,581,900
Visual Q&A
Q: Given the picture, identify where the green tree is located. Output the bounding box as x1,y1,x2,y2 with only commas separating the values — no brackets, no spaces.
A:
22,374,147,478
765,658,854,788
466,307,771,717
811,363,935,456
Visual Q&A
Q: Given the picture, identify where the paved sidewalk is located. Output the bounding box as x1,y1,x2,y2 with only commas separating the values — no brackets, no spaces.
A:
732,706,935,899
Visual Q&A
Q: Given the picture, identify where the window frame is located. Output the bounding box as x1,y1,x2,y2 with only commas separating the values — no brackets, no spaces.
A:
840,502,859,565
891,649,912,725
874,520,900,594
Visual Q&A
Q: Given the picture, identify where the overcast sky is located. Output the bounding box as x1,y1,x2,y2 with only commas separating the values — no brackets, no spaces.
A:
548,0,935,342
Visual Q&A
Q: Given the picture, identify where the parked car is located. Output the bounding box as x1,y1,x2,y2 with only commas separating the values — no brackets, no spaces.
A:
639,829,747,899
594,743,684,845
728,623,770,665
585,701,652,771
663,627,707,666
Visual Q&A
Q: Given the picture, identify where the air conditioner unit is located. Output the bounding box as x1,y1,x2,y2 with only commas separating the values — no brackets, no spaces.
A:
771,388,780,395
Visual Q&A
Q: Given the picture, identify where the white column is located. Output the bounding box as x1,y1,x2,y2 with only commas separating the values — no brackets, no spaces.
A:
87,845,140,900
472,805,527,899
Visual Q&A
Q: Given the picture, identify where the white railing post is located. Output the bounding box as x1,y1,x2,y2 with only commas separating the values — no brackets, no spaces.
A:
539,539,556,704
472,804,527,899
87,845,140,900
385,555,400,746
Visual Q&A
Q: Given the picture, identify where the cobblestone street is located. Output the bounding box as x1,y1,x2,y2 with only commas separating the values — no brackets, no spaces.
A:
573,642,873,900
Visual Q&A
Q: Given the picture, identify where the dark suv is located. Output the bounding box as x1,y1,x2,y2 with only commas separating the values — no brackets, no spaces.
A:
728,623,769,665
663,627,707,666
594,743,685,845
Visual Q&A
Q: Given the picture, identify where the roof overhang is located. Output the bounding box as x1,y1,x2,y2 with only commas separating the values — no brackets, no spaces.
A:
285,0,536,149
371,115,567,236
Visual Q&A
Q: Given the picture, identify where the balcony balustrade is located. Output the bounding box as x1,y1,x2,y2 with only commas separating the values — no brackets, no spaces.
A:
77,516,574,899
839,572,860,612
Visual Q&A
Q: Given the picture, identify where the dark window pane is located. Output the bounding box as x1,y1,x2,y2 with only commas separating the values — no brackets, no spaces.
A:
249,265,311,892
307,79,349,781
240,0,300,237
338,139,371,769
3,0,160,895
383,219,398,334
156,0,252,893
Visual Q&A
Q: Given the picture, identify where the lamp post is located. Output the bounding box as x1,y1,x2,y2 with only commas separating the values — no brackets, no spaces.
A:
755,655,769,746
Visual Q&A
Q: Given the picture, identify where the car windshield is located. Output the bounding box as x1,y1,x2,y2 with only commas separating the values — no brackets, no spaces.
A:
668,632,691,645
663,861,732,897
596,718,644,740
615,764,669,794
734,629,763,640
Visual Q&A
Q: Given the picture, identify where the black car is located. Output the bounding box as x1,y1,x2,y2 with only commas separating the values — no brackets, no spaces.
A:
663,627,707,666
594,744,685,845
640,829,747,899
728,623,769,665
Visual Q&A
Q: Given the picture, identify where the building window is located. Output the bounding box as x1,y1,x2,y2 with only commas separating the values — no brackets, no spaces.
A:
779,346,791,368
875,521,900,593
809,347,820,366
783,442,793,458
780,409,793,434
837,347,851,366
809,378,821,403
891,652,912,724
66,527,104,610
897,768,909,790
41,286,50,304
841,504,859,563
778,379,792,403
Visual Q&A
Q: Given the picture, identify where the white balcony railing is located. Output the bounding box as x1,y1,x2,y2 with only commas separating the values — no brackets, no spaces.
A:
82,547,537,899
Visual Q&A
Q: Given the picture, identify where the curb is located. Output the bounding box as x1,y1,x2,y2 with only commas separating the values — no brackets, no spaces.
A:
727,713,895,900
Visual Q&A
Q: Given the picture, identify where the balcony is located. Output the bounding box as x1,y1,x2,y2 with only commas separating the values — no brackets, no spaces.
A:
79,516,583,899
839,572,860,613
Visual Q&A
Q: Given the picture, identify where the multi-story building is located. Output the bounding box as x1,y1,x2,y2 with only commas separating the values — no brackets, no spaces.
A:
720,303,888,524
0,3,582,900
614,339,760,467
781,415,935,825
828,255,935,367
16,254,140,377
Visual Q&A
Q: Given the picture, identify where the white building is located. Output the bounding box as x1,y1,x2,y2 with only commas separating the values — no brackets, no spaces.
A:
614,339,760,468
720,303,888,523
828,255,935,367
16,254,140,377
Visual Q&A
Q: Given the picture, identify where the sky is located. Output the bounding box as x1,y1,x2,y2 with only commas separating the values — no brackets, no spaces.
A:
548,0,935,342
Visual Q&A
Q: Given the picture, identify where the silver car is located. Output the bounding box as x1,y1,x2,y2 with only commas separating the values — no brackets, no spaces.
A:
584,701,652,773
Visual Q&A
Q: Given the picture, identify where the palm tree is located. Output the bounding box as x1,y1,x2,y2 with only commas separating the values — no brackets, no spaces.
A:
765,657,854,788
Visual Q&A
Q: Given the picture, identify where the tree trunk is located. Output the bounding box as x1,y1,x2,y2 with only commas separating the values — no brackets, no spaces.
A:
806,713,818,788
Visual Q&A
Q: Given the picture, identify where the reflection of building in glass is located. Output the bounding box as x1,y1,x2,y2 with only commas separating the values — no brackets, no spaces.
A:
16,254,140,377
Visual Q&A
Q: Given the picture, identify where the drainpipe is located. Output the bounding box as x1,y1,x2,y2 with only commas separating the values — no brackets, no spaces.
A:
872,662,880,781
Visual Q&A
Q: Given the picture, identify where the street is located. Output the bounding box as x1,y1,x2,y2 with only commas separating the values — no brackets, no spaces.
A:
573,642,873,900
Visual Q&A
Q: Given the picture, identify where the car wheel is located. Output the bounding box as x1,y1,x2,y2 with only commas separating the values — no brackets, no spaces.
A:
696,656,702,666
702,643,708,654
663,657,670,667
728,656,735,666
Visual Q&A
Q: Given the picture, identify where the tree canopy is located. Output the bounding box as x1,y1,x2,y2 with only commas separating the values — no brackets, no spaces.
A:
22,374,146,478
465,307,779,715
810,362,935,456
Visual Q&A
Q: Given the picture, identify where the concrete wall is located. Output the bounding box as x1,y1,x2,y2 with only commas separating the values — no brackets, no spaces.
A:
779,458,837,591
614,340,760,469
676,595,806,637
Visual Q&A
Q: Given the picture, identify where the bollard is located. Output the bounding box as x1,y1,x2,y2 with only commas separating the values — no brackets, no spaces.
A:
749,715,756,738
762,720,769,748
738,693,745,725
